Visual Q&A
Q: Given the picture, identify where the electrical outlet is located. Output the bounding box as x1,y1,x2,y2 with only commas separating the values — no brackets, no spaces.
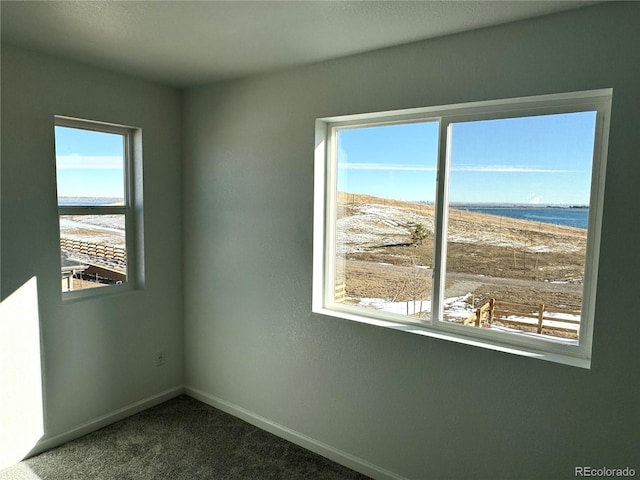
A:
155,350,166,366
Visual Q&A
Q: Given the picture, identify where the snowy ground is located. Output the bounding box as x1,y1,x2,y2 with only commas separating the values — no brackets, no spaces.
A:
337,195,584,342
356,293,475,318
337,202,585,256
336,204,430,255
354,293,579,344
59,216,127,271
60,215,126,246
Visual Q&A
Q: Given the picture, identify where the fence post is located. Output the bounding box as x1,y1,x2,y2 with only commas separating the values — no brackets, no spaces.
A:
475,307,482,327
537,304,545,334
489,298,495,325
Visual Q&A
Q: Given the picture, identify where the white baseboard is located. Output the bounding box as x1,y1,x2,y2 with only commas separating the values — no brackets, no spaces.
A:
27,385,185,459
6,385,407,480
184,385,408,480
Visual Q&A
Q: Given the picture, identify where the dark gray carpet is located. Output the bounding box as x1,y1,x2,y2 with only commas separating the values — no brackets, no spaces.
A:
0,395,371,480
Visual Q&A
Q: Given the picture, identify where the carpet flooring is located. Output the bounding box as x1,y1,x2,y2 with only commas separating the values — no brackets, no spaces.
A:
0,395,371,480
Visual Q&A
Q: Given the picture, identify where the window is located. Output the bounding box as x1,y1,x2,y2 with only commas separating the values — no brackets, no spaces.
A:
54,116,143,298
313,90,612,367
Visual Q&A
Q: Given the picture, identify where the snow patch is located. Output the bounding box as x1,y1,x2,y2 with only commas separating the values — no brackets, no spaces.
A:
355,292,580,338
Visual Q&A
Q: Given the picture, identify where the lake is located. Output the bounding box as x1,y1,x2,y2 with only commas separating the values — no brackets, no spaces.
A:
463,207,588,229
59,197,124,206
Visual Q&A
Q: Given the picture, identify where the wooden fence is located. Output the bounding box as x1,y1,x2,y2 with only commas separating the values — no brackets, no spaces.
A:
335,284,347,303
60,238,126,265
464,298,580,334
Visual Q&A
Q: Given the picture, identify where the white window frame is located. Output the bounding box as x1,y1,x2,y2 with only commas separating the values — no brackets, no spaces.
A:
313,89,612,368
55,116,144,300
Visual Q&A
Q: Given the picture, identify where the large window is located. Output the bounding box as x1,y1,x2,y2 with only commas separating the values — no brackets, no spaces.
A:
313,90,612,367
54,116,143,298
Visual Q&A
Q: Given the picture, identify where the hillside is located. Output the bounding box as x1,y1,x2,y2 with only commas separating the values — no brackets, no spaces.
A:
336,192,587,338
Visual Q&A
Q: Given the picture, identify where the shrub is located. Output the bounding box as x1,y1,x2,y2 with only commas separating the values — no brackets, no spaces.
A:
411,223,428,245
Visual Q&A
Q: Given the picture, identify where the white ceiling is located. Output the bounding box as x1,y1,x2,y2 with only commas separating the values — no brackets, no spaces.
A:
1,1,599,88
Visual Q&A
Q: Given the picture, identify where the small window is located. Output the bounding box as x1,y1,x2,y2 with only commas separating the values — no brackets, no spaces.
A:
313,90,612,367
54,117,142,298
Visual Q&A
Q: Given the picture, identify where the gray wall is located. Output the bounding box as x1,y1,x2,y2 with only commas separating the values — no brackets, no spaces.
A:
183,4,639,479
2,3,638,479
1,46,184,442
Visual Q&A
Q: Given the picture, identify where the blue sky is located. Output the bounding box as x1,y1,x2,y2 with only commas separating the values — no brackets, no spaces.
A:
55,126,125,200
337,111,597,205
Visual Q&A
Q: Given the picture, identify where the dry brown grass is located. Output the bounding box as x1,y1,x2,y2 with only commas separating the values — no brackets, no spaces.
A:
337,192,586,337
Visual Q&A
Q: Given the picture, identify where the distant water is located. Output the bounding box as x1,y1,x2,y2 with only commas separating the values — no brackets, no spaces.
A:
59,197,123,206
463,207,589,229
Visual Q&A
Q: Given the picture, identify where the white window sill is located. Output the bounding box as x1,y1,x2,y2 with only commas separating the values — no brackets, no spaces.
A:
313,306,591,369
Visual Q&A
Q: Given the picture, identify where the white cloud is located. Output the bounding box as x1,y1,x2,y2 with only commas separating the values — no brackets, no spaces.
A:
451,165,578,173
56,155,123,169
337,163,578,173
338,163,436,171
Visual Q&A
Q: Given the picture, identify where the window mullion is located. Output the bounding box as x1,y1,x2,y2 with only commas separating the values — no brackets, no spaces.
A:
431,119,452,325
325,126,339,308
123,128,136,285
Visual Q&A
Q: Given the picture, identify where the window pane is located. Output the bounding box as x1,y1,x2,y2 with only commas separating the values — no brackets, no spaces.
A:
335,122,438,320
60,214,127,292
55,126,125,206
443,112,597,343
